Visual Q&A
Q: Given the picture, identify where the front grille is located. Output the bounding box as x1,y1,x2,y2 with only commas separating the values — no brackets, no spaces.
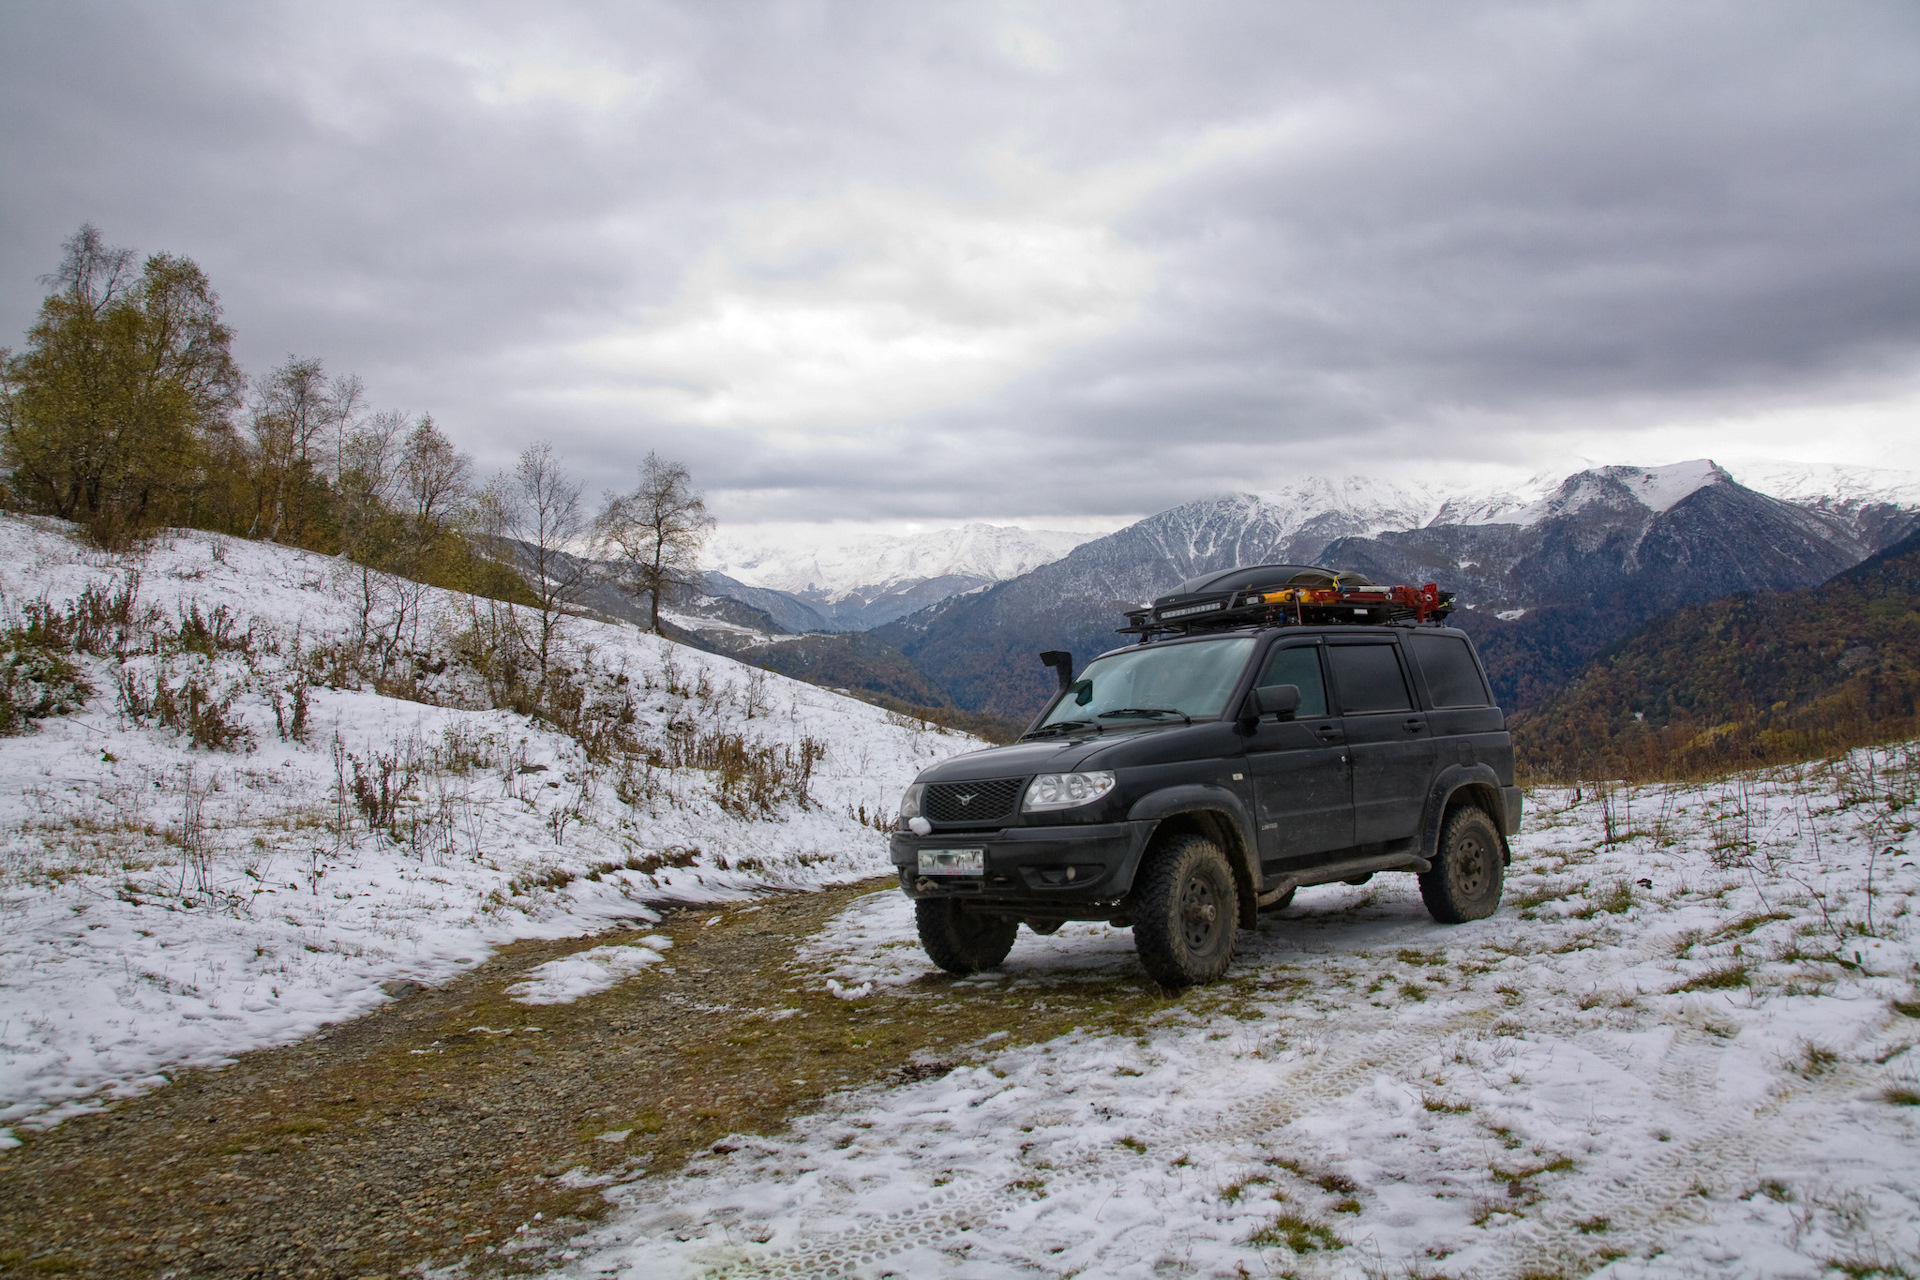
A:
923,777,1027,825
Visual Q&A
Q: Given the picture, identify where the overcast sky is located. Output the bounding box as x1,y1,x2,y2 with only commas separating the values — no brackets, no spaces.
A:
4,1,1918,531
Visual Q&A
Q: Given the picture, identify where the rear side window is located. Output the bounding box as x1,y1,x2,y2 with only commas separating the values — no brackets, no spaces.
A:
1408,633,1490,708
1328,643,1413,714
1256,644,1329,717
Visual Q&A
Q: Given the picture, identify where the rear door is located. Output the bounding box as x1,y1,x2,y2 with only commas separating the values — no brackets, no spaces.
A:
1404,631,1506,766
1244,639,1351,873
1327,637,1436,845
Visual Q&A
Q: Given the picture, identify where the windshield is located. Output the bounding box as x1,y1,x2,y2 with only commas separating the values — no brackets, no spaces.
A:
1038,637,1256,728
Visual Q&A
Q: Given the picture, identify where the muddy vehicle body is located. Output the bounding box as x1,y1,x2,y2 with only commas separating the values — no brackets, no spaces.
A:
890,567,1520,986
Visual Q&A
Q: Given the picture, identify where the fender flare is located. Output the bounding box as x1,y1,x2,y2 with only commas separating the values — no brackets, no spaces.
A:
1127,785,1262,927
1418,764,1511,865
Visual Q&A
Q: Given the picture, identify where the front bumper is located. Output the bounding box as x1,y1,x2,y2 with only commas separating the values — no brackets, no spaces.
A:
889,820,1156,904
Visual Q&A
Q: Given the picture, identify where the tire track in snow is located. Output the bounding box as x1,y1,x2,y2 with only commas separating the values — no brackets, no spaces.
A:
697,1012,1490,1278
1474,1025,1848,1279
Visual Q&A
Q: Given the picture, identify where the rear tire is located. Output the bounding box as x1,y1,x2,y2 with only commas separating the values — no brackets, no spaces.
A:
916,899,1018,974
1132,833,1240,987
1419,806,1504,923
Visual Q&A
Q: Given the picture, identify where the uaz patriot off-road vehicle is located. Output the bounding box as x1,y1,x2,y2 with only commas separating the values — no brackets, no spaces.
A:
889,564,1521,986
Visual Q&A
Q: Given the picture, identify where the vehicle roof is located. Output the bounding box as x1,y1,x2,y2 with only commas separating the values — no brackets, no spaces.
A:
1088,623,1471,665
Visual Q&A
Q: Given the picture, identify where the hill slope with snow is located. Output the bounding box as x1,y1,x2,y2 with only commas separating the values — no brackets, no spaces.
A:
0,515,978,1135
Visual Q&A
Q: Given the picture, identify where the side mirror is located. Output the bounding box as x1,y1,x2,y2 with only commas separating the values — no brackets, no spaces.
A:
1254,684,1301,720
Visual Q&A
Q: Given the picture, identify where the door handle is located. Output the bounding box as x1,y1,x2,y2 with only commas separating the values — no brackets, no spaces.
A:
1403,717,1424,732
1314,724,1338,739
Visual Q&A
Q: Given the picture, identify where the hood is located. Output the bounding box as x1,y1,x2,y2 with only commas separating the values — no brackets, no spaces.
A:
915,736,1112,781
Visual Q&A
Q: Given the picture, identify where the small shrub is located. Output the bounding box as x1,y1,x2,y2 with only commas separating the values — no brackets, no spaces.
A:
1795,1041,1840,1079
165,602,252,657
349,748,417,829
0,638,91,734
115,666,251,751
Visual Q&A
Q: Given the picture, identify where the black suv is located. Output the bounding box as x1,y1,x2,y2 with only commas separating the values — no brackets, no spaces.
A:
889,571,1520,987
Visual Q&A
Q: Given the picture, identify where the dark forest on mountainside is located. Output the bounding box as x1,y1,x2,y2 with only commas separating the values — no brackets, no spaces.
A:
1517,530,1920,780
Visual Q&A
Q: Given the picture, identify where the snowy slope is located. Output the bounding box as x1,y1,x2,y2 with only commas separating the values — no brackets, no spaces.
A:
0,514,977,1135
706,523,1090,602
562,745,1920,1279
1249,475,1451,543
1727,459,1920,511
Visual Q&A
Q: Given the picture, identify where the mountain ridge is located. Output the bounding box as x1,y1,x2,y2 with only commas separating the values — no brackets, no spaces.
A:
868,460,1920,721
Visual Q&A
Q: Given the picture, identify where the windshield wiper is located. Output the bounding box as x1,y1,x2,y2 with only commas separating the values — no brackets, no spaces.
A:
1023,719,1098,739
1097,707,1192,723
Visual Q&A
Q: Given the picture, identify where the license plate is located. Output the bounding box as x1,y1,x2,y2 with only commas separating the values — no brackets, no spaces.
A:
918,848,985,876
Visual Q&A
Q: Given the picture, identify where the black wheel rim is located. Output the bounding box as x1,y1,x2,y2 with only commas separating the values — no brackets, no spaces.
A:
1452,832,1489,897
1179,867,1224,951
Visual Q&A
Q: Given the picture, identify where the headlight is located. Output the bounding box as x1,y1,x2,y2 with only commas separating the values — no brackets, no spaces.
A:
1022,771,1117,812
898,783,926,821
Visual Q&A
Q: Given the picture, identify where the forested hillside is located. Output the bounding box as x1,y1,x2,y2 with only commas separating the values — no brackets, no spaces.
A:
1517,529,1920,778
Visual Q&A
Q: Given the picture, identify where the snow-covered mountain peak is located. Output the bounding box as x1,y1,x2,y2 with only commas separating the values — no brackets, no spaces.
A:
1140,477,1448,553
1250,474,1453,535
706,522,1091,601
1441,460,1734,527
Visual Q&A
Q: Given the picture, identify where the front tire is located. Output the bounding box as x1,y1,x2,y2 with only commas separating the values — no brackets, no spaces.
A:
916,899,1018,974
1419,806,1504,923
1132,833,1240,987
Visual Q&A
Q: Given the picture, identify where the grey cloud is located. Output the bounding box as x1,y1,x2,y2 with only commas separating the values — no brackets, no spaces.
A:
4,1,1918,525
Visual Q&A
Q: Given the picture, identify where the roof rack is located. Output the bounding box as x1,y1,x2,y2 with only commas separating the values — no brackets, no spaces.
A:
1118,564,1455,640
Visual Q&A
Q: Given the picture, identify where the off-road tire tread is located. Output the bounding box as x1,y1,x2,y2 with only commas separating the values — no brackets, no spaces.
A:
1131,832,1240,987
1419,804,1504,923
915,899,1018,974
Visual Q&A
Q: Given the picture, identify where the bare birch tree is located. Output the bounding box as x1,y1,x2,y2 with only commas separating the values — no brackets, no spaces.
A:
594,451,715,634
480,440,587,686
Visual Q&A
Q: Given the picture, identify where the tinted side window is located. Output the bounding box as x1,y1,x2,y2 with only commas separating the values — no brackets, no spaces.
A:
1408,633,1490,708
1256,644,1329,717
1328,643,1413,714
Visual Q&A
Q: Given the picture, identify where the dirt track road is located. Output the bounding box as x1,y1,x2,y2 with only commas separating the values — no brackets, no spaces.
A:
0,880,1171,1279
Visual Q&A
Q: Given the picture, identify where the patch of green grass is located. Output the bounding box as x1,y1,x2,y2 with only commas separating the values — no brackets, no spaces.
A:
1575,1215,1611,1234
1221,1174,1271,1203
1116,1136,1147,1153
1672,963,1750,993
1711,911,1791,942
1820,1256,1916,1280
1423,1094,1470,1113
1245,1211,1343,1253
1399,981,1430,1003
1893,996,1920,1019
1508,885,1560,910
1882,1084,1920,1107
1591,880,1635,915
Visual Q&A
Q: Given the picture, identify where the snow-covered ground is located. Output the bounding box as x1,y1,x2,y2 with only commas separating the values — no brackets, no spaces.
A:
0,514,974,1136
564,748,1920,1279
